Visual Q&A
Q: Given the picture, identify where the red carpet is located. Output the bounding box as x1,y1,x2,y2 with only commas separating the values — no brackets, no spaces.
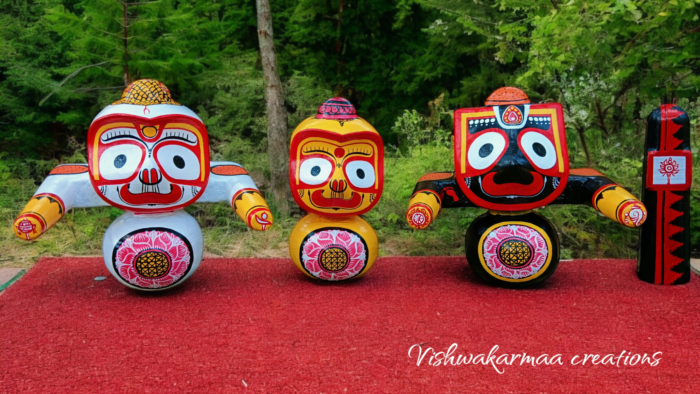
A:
1,257,699,393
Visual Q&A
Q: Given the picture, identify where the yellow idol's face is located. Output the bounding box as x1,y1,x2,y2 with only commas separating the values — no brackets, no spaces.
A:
289,129,384,217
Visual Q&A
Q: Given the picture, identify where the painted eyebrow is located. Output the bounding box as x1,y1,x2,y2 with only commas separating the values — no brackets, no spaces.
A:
302,146,332,155
340,149,373,166
100,128,139,142
344,148,372,156
159,130,198,144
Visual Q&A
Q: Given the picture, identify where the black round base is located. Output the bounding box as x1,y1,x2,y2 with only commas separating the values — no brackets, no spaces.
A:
465,211,560,289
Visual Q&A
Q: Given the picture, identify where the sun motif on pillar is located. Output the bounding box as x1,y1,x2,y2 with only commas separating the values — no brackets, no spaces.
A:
658,157,680,184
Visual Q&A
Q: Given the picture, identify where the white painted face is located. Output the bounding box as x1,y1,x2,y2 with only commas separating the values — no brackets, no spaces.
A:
88,114,210,213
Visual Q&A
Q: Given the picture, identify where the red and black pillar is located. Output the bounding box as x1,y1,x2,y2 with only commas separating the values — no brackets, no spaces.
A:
638,105,693,285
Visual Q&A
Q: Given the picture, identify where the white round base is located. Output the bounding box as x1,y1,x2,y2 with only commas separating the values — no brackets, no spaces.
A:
102,210,203,291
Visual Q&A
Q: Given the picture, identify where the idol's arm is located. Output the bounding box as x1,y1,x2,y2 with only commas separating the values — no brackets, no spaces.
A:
405,172,474,229
553,168,647,228
14,164,108,240
197,162,273,231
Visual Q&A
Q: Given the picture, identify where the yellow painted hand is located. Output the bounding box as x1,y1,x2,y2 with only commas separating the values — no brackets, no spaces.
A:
593,185,647,228
406,191,441,230
232,190,274,231
14,194,65,241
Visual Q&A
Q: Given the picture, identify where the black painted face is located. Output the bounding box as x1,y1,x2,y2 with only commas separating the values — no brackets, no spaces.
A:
455,103,570,211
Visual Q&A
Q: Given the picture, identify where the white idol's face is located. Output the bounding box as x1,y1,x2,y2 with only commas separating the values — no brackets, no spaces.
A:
87,114,210,213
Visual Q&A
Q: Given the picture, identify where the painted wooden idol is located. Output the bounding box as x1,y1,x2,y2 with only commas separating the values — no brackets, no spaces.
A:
406,87,648,288
638,105,693,285
13,79,273,291
289,98,384,281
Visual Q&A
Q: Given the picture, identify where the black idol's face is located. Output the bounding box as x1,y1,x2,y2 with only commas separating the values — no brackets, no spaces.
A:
454,103,570,211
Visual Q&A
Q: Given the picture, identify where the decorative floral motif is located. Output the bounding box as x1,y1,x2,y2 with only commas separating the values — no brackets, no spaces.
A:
497,238,532,267
15,218,37,239
625,208,646,226
622,203,647,227
406,204,432,230
114,230,191,289
246,207,272,231
501,105,523,124
301,229,367,281
658,157,680,184
482,225,549,280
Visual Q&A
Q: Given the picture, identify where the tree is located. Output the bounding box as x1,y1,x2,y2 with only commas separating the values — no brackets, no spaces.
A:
416,0,700,165
0,0,80,161
45,1,202,92
256,0,291,216
276,0,511,142
0,0,254,160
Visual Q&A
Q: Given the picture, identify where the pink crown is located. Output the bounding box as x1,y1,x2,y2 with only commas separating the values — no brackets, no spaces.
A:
316,97,358,120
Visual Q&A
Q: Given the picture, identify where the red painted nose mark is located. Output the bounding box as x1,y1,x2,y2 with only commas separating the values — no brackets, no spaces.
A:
330,179,346,192
141,168,160,185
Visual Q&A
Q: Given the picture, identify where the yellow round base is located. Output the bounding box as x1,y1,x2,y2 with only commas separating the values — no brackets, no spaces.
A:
289,213,378,281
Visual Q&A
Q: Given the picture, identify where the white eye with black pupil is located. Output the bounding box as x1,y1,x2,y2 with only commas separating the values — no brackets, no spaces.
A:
99,144,142,180
300,158,332,185
156,145,200,180
521,131,556,169
467,132,506,170
345,161,375,188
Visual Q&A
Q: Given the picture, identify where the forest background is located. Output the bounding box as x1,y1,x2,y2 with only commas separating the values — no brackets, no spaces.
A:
1,0,698,267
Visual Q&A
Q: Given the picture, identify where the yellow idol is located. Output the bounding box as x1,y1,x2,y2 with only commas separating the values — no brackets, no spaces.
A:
289,214,378,281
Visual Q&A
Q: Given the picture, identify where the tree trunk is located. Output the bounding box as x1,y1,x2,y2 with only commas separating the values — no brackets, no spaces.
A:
336,0,344,79
256,0,290,216
575,125,593,167
122,2,131,86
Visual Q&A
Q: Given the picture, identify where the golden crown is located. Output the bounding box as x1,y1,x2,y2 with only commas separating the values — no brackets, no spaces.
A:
112,79,181,106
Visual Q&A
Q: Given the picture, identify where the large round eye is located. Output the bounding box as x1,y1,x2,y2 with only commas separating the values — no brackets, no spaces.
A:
156,145,200,180
520,132,556,169
299,158,333,185
467,132,506,170
98,144,142,180
345,161,376,189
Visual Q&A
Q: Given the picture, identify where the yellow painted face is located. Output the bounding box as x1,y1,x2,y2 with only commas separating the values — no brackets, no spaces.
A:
289,98,384,217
